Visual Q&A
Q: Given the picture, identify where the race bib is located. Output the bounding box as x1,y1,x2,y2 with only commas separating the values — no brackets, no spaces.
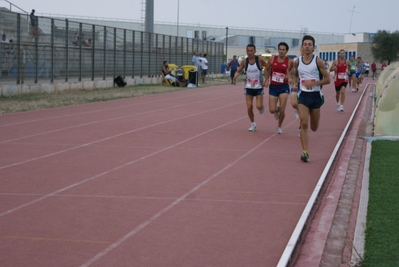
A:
338,72,347,79
271,72,285,83
247,78,260,88
301,78,316,90
350,65,356,71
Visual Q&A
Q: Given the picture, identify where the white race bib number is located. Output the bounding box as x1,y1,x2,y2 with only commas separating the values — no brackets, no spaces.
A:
271,72,285,83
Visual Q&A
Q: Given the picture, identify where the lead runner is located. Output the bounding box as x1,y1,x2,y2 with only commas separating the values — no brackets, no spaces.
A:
293,35,331,162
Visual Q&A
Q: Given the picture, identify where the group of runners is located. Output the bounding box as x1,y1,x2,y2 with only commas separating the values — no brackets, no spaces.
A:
232,35,334,162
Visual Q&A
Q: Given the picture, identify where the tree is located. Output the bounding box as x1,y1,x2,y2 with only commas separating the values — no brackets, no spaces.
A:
371,30,399,65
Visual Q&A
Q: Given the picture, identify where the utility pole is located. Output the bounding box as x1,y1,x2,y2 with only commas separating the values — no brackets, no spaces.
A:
348,5,360,33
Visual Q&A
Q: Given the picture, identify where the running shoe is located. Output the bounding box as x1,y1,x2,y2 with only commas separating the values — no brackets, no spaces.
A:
248,122,256,132
294,109,299,120
274,106,280,120
300,151,309,162
277,127,282,134
339,105,344,112
336,103,340,111
259,106,265,114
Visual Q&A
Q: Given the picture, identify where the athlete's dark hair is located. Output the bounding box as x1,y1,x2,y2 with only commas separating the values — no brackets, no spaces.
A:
302,35,315,46
278,42,289,51
246,44,256,50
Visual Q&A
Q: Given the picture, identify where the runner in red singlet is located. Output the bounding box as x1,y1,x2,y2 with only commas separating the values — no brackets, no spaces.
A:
329,49,349,112
265,42,294,134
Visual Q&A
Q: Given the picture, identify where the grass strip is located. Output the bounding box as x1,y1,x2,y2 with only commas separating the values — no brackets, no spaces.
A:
363,140,399,267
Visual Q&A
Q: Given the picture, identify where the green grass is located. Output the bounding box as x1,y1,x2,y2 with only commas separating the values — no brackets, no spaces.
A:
363,140,399,267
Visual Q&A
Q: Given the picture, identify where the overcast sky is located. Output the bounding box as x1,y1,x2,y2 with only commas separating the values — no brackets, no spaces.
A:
2,0,397,34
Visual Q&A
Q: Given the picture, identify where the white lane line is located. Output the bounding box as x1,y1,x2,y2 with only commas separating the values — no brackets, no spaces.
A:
276,84,371,267
0,193,307,206
79,130,280,267
0,94,234,145
0,116,246,218
0,101,242,170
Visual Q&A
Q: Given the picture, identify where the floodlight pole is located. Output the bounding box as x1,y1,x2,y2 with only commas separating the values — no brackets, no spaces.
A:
225,27,228,62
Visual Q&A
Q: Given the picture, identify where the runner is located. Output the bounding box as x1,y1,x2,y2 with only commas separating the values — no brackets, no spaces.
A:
355,56,364,91
371,61,377,80
293,35,331,162
364,61,370,79
264,42,294,134
233,44,270,132
348,56,357,92
329,49,348,112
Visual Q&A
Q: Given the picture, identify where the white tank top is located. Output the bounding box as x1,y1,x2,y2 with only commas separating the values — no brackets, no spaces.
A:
245,58,263,89
298,55,321,92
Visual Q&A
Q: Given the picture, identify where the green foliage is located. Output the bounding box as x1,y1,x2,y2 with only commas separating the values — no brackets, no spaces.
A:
363,141,399,267
371,30,399,65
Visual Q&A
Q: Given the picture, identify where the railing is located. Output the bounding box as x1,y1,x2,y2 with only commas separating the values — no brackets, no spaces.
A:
0,9,224,85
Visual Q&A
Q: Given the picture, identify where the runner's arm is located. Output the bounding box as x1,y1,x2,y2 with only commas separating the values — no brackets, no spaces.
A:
316,57,331,86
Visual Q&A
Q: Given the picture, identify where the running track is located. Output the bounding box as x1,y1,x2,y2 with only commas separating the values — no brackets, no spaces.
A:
0,81,366,266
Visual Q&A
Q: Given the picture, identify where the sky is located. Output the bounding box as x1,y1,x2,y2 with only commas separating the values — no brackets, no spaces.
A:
2,0,398,34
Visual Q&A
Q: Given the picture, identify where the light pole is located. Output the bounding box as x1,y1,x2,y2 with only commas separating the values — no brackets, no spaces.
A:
177,0,180,37
225,27,228,62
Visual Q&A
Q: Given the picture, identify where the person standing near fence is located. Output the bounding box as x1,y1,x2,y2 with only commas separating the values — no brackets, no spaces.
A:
293,35,330,162
233,44,270,132
200,54,209,84
228,55,240,85
192,51,199,70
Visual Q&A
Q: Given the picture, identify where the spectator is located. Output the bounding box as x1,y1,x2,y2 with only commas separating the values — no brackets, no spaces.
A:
1,34,9,62
72,33,79,46
6,39,14,56
85,39,92,47
192,51,199,70
30,9,37,28
200,53,209,84
381,61,387,72
20,44,28,84
228,55,240,84
161,61,186,87
1,33,9,43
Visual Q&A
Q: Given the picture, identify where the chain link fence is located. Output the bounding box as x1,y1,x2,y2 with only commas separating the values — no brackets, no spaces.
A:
0,10,224,85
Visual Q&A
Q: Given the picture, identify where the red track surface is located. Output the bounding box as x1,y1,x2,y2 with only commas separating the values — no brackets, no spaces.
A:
0,80,367,266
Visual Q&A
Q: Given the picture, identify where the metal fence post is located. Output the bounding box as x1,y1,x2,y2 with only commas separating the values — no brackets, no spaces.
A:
140,31,143,78
103,26,106,80
79,23,82,82
65,19,69,82
113,27,116,86
51,19,54,83
132,31,135,78
91,25,95,81
123,29,126,79
17,14,21,84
